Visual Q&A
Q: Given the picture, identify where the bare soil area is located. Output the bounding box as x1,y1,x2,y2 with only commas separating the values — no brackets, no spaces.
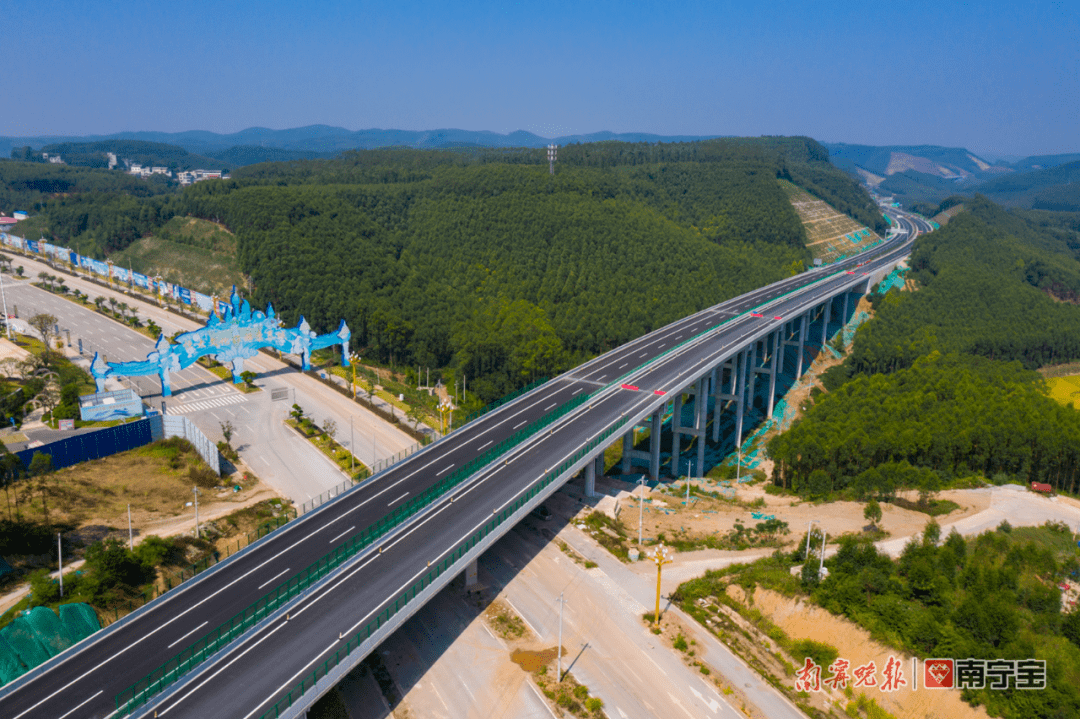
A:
752,587,991,719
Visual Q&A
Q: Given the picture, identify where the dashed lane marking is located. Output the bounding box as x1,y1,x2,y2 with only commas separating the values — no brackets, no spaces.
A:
167,394,248,413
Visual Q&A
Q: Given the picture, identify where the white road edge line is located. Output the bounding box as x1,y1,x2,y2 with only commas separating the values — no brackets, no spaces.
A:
257,568,291,590
329,526,356,544
238,640,339,719
388,492,409,506
167,621,209,649
158,623,288,716
56,690,103,719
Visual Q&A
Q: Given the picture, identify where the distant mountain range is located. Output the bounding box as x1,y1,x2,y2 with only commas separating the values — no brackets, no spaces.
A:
0,126,726,164
824,142,1080,211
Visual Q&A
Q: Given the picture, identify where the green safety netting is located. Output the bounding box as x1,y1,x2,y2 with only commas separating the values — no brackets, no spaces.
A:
0,633,26,685
0,603,100,688
60,603,101,644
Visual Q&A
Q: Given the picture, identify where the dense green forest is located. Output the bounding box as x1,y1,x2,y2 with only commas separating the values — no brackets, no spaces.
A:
4,137,882,401
770,196,1080,497
850,197,1080,374
769,352,1080,493
0,160,169,211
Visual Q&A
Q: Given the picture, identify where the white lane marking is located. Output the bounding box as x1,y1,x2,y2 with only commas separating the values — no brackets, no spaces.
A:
159,623,289,716
503,597,541,638
513,420,528,429
639,352,648,357
388,492,409,506
293,501,455,623
617,363,627,369
478,440,493,450
571,387,583,395
544,403,557,411
531,683,560,719
237,639,339,719
437,464,455,476
257,568,291,590
166,621,209,649
691,686,721,713
329,526,356,544
56,690,103,719
645,651,668,675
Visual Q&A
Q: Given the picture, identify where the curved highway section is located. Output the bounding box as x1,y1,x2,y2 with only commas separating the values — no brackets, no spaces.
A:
0,209,932,719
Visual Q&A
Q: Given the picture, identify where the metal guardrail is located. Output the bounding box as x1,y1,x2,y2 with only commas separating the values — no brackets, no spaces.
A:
463,376,548,424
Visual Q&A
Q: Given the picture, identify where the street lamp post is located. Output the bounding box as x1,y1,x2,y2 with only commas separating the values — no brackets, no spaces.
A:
805,520,817,560
193,487,201,538
349,353,360,399
651,543,672,628
0,260,11,340
637,477,648,545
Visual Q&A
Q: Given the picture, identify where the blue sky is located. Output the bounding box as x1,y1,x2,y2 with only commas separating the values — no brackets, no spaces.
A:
2,0,1076,156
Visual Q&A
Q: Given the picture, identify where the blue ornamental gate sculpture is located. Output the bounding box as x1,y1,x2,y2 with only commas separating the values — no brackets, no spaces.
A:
91,287,351,397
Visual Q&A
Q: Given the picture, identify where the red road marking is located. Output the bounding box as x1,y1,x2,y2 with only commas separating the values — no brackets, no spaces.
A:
773,316,783,320
846,271,856,274
750,312,763,318
653,389,666,395
621,384,639,391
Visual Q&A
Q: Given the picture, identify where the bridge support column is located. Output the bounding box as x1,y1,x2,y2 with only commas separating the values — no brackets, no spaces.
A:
712,357,735,442
842,291,850,325
670,392,683,476
767,330,780,417
795,314,807,377
695,376,707,476
820,299,832,346
734,348,748,448
584,460,596,498
621,429,634,475
649,410,662,480
746,341,759,415
465,559,478,588
777,321,787,374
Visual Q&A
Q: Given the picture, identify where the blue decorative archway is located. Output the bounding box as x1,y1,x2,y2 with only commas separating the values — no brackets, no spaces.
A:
91,287,351,397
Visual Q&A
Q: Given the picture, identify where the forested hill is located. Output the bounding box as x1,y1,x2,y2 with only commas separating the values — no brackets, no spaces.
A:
7,137,881,402
850,196,1080,374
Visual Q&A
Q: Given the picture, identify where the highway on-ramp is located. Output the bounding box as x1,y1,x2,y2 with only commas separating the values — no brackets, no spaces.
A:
0,211,931,719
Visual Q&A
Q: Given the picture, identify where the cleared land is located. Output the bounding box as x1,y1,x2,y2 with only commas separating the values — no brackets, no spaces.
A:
779,180,881,263
110,217,244,296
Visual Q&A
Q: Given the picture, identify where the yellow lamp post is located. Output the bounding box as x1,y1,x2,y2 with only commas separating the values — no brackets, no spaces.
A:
650,543,672,628
438,398,454,435
349,353,360,399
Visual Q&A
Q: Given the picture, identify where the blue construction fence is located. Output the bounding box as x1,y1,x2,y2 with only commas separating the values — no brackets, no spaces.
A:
15,414,220,475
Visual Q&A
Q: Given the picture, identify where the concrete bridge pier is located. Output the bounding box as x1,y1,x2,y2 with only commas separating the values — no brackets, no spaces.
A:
583,454,603,497
766,330,780,417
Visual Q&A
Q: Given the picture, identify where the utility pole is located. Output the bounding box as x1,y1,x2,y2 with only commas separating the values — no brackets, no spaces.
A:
547,144,558,175
819,531,828,578
350,415,355,474
57,533,63,598
0,260,10,340
193,487,200,538
685,458,691,505
637,478,648,545
557,592,566,680
805,520,816,560
128,504,133,550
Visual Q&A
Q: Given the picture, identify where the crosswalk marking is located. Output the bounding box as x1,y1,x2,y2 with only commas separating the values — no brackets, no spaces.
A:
168,394,248,413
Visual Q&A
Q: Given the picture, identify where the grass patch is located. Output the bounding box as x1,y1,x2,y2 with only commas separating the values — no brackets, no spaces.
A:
110,217,244,297
285,419,369,481
484,599,529,640
889,497,961,516
581,512,631,561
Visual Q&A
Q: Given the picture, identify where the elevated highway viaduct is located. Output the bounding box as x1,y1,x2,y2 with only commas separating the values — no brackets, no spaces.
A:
0,210,932,719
